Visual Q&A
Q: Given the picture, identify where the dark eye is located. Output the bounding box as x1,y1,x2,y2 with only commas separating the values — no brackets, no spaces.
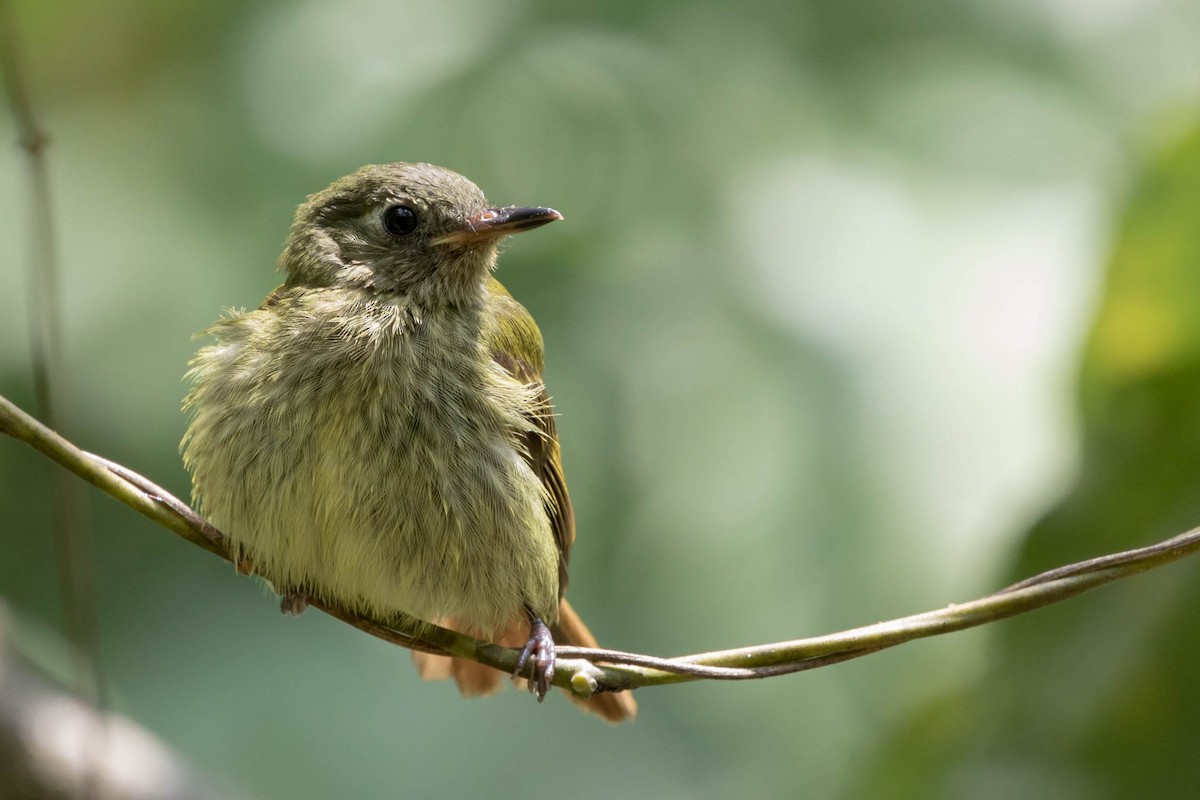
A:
382,204,418,236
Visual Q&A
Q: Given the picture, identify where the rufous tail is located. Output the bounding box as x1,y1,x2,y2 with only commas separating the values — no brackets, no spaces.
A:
412,598,637,724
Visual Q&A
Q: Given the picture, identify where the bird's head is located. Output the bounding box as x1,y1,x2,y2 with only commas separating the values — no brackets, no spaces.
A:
278,162,561,307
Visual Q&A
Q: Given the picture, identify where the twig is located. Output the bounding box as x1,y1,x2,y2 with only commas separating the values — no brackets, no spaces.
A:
4,391,1200,699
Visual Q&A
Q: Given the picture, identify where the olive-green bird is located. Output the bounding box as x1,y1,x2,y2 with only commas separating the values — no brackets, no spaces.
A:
182,163,636,723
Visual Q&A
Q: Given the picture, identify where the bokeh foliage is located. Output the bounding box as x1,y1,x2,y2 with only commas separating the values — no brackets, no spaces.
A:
855,126,1200,800
2,0,1199,797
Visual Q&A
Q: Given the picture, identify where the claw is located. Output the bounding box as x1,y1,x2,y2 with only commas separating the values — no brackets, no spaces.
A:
512,612,556,701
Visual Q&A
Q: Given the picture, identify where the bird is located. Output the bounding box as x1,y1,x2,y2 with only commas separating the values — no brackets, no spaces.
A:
182,162,636,723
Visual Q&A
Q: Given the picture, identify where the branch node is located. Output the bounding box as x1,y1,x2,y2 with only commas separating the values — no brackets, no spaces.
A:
566,662,600,698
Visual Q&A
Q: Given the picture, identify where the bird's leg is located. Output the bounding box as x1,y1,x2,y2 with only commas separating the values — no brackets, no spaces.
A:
279,592,309,616
513,604,556,701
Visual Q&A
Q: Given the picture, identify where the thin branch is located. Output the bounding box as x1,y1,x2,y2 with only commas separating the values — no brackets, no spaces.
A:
0,0,106,717
4,392,1200,699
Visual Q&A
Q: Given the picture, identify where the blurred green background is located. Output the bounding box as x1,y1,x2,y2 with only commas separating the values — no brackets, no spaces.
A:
3,0,1200,797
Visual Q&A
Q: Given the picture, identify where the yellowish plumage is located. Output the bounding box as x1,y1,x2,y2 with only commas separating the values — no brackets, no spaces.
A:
184,284,558,634
182,163,635,722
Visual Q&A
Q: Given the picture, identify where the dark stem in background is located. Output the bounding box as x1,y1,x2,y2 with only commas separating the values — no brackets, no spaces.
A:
0,0,108,740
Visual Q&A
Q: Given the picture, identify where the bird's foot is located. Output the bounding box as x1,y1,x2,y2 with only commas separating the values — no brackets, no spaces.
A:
280,593,309,616
513,612,556,701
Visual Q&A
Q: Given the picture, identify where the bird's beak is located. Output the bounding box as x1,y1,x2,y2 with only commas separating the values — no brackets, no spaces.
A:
433,206,563,247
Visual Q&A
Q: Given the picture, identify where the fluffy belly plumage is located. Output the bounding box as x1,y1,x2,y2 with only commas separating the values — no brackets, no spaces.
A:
183,311,561,635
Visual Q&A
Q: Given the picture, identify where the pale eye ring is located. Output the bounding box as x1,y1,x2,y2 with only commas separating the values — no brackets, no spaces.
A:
382,204,418,236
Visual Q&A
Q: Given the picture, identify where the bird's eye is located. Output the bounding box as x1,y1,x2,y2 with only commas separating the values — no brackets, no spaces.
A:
382,204,418,236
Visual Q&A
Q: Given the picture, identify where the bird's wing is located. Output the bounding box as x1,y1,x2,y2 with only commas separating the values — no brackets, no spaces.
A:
483,277,575,595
